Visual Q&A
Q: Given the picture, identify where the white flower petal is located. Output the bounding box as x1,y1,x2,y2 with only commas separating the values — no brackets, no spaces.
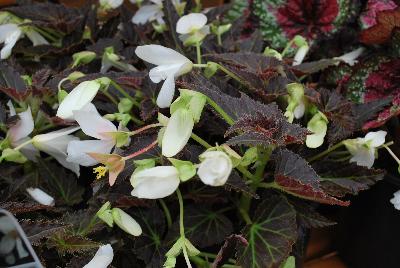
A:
25,30,49,46
67,139,115,166
135,45,191,66
131,166,180,199
73,104,117,140
83,244,114,268
0,25,22,59
33,129,80,176
364,130,387,148
56,81,101,120
292,45,309,66
161,108,194,157
197,151,232,186
336,47,364,66
349,147,375,168
26,187,55,206
176,13,208,34
390,190,400,210
8,106,34,143
156,73,176,108
132,4,161,24
293,100,305,119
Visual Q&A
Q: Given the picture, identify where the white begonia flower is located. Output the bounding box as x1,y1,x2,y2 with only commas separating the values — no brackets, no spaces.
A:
161,108,194,157
0,216,29,264
131,166,180,199
284,83,305,123
26,187,55,206
131,0,164,25
176,13,209,46
306,112,328,149
390,190,400,210
343,131,387,168
292,45,309,66
100,0,124,9
176,13,207,34
83,244,114,268
135,45,193,108
67,103,117,166
32,126,81,176
0,23,48,60
335,47,364,66
56,80,101,120
111,208,142,236
7,103,39,161
197,151,232,186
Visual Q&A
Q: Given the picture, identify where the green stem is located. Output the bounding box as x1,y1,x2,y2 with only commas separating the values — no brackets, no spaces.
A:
31,26,58,43
102,90,118,106
14,139,33,151
281,39,294,57
191,133,212,149
206,97,235,126
383,145,400,164
109,80,141,108
79,214,99,236
193,64,208,68
159,199,172,229
217,33,222,46
215,63,244,85
196,42,202,64
176,188,192,268
130,114,145,126
307,141,344,163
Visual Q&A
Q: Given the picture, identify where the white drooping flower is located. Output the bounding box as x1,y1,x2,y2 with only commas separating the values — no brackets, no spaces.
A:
197,151,232,186
0,23,48,59
131,0,164,25
343,131,387,168
131,166,180,199
335,47,364,66
67,104,117,166
176,13,209,46
56,80,101,120
390,190,400,210
6,102,38,161
284,83,305,123
135,45,193,108
32,126,81,176
111,208,142,236
83,244,114,268
161,108,194,157
0,216,29,265
26,187,55,206
99,0,124,9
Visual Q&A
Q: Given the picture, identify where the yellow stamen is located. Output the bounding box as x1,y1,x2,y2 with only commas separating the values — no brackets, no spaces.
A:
93,165,108,180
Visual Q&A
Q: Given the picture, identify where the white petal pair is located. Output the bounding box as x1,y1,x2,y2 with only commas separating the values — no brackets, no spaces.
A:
135,45,193,108
176,13,208,34
131,0,164,25
344,131,387,168
67,104,117,166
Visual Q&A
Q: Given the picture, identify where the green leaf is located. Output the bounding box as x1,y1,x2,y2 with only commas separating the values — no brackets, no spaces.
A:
37,159,84,206
236,195,297,268
167,205,233,248
20,219,70,246
48,233,100,255
118,98,134,113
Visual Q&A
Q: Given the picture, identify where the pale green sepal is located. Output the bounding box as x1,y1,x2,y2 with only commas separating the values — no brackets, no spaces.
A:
168,158,196,182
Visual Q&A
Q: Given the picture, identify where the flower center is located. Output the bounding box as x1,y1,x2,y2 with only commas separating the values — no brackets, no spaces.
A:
93,165,108,180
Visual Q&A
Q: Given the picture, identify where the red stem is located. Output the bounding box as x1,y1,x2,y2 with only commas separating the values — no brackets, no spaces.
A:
130,123,161,136
123,140,158,160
